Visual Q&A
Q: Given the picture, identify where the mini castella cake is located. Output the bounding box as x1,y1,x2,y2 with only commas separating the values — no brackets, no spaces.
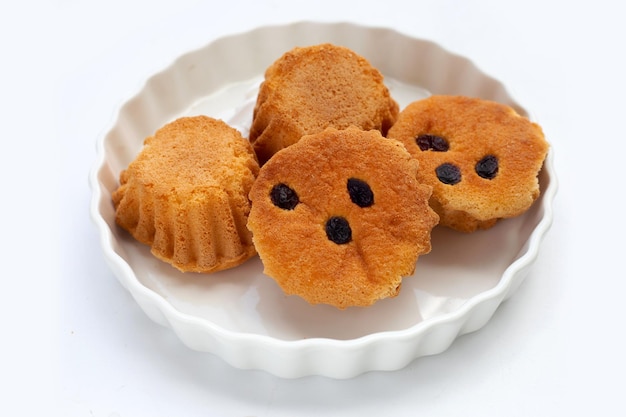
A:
247,126,439,309
112,116,260,273
249,43,399,165
387,95,549,232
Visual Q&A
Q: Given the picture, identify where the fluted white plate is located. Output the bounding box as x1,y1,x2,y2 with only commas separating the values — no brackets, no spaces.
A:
89,21,557,379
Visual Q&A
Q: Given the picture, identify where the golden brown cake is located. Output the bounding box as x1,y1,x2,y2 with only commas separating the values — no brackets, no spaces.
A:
247,126,439,309
249,43,399,165
387,95,549,232
112,116,260,273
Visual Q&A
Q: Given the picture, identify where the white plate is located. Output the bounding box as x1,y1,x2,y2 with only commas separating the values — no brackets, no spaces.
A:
89,21,557,379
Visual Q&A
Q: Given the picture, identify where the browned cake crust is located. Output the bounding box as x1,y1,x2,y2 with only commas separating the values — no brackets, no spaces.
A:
247,126,439,309
112,116,260,273
249,43,399,165
387,95,549,232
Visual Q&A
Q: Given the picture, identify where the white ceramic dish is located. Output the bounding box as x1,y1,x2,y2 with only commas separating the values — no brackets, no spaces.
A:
89,22,557,379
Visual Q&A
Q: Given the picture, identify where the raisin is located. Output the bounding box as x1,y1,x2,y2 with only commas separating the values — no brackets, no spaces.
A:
325,216,352,244
435,163,461,185
475,155,499,179
270,183,299,210
416,134,449,152
347,178,374,207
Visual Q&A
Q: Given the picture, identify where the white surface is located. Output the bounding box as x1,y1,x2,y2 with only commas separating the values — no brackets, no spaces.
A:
5,0,624,415
89,22,556,379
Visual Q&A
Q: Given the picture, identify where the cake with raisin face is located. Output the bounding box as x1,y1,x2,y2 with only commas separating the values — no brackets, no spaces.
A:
112,116,260,273
249,43,399,165
247,126,439,309
387,95,549,232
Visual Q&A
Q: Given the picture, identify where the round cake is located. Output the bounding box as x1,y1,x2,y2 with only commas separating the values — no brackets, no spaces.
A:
387,95,549,232
249,43,399,165
247,126,439,309
112,116,260,273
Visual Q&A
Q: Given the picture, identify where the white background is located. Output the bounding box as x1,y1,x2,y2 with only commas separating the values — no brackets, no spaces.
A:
4,0,624,415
